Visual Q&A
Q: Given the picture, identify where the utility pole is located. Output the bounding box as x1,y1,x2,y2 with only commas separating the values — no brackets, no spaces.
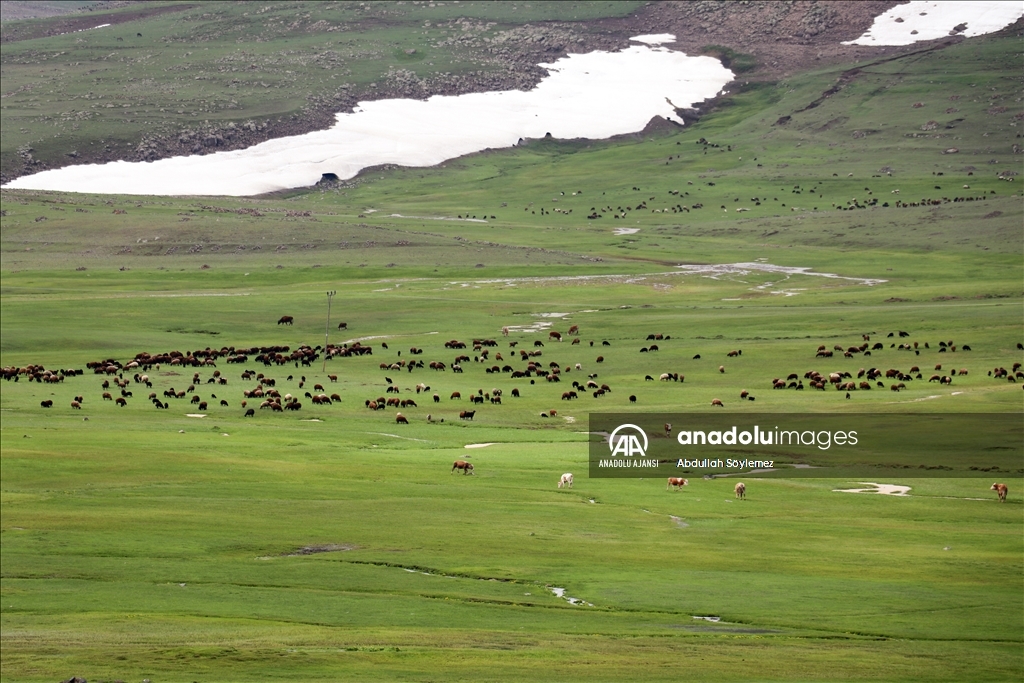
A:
323,290,336,372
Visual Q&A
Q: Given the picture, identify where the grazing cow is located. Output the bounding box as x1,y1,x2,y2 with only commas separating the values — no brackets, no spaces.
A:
568,325,579,335
719,365,726,374
102,392,113,401
71,400,82,409
991,483,1008,502
115,397,127,407
711,398,724,407
277,316,294,325
511,388,520,397
558,473,574,488
664,423,672,436
549,331,562,342
629,394,637,403
395,413,408,424
337,322,347,330
452,460,474,475
40,400,53,408
735,482,746,499
667,477,688,490
244,408,255,417
459,410,476,420
596,356,604,363
450,391,461,400
502,326,510,337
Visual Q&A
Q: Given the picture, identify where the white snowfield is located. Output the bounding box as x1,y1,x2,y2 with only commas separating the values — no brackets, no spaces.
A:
843,1,1023,46
3,35,732,197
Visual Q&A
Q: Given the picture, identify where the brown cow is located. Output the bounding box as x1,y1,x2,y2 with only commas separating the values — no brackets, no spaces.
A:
568,325,579,336
667,477,688,490
278,316,294,325
735,482,746,499
395,412,408,424
991,483,1008,502
711,398,724,407
452,460,474,474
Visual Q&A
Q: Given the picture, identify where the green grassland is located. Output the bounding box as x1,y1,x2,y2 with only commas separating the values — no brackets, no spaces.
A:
1,16,1023,683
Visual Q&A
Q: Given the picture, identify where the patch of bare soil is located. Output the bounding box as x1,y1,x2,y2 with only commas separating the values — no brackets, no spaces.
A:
622,1,902,78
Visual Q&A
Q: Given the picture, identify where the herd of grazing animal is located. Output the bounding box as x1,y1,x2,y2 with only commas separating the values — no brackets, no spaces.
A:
9,326,1017,417
7,321,1019,500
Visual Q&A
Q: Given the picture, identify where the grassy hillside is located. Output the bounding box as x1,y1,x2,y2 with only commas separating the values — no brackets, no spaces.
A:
1,12,1022,683
0,0,643,182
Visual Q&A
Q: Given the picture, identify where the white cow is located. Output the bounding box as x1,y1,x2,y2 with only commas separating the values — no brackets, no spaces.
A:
558,473,574,489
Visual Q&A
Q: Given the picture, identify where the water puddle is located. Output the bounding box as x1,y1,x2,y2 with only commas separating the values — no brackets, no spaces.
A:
677,263,885,287
550,586,593,606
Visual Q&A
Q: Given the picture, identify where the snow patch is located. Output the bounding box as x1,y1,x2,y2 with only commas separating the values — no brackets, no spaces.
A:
630,34,677,45
834,482,911,496
5,37,731,196
843,1,1023,46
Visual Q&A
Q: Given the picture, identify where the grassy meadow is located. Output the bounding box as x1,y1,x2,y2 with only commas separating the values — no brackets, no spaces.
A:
2,9,1023,683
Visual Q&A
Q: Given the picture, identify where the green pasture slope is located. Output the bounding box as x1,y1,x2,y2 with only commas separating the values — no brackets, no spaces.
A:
0,0,643,180
2,17,1024,683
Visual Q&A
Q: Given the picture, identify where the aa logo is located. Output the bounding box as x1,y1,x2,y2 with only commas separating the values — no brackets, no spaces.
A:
608,424,648,458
